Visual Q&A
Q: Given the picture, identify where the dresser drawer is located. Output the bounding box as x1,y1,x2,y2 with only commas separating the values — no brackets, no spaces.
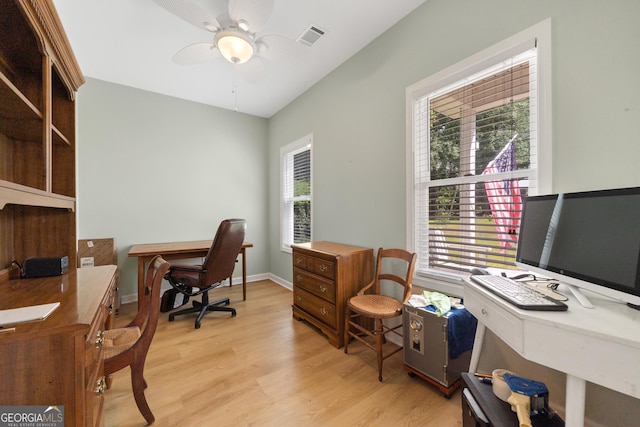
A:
464,284,524,353
85,277,114,427
294,253,335,280
85,305,106,385
293,253,308,270
308,257,335,279
294,287,336,329
293,268,336,303
86,357,106,427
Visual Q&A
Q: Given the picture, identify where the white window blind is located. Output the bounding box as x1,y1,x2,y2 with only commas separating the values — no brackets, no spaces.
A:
281,135,312,251
412,47,538,276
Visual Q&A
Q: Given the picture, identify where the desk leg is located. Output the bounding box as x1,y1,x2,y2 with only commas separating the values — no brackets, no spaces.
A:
241,248,247,300
565,375,586,427
468,323,486,373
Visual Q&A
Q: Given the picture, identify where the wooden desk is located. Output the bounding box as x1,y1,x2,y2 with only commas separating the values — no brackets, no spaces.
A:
0,266,117,426
464,279,640,427
128,241,253,305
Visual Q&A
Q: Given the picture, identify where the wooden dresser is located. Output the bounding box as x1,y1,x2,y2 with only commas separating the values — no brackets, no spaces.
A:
0,266,117,427
292,241,374,348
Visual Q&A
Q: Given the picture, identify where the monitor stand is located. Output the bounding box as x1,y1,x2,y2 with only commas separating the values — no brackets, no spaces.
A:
564,284,594,309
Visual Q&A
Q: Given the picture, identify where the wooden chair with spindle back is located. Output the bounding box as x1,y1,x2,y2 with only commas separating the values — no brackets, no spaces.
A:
344,248,417,381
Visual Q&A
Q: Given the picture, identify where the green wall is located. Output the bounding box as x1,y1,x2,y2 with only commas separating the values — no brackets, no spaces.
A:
268,0,640,283
77,79,269,298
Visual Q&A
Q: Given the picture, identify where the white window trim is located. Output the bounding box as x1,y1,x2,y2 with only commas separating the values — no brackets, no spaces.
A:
280,134,313,253
405,19,552,292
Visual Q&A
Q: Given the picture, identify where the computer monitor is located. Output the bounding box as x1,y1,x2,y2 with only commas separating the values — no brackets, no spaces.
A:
515,186,640,309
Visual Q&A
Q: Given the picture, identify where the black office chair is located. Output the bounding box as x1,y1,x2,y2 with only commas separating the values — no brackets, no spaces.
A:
164,218,246,329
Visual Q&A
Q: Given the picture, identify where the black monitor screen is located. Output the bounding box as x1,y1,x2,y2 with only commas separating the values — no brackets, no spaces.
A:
516,187,640,296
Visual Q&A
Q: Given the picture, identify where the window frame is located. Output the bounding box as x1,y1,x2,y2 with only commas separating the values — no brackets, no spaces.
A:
406,19,552,289
280,134,313,253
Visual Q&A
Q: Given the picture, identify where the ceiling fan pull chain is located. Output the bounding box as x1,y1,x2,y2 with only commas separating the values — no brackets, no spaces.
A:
233,80,238,113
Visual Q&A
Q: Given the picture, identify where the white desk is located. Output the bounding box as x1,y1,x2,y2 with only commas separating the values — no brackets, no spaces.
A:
464,279,640,427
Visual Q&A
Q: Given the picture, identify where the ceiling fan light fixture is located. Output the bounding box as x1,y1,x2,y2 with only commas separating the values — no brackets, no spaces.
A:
203,21,218,32
237,19,250,31
216,29,255,64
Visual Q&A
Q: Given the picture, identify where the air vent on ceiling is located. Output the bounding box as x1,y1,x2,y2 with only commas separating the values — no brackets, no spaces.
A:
296,25,325,46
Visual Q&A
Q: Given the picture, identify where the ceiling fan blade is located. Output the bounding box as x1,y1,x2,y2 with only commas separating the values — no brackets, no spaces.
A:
228,0,274,33
235,56,265,83
173,43,220,65
153,0,220,32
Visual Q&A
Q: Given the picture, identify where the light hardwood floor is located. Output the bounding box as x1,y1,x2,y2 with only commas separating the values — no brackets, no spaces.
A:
105,280,463,426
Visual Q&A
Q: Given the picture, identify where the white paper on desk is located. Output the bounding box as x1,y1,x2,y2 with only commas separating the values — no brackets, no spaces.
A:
0,302,60,327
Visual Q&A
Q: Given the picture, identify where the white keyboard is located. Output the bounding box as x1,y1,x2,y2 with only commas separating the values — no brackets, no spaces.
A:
470,274,568,311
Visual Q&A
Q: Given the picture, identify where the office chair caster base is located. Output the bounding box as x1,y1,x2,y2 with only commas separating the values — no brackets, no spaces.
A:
168,296,237,328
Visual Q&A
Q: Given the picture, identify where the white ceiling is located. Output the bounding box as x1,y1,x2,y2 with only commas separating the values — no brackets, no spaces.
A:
53,0,426,118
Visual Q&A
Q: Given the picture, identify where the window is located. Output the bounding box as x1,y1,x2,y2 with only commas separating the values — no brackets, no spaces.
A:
281,134,313,251
407,20,551,280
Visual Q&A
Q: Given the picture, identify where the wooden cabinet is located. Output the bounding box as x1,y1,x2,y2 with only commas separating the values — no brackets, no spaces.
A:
0,1,99,425
0,265,117,427
292,241,373,348
0,0,84,279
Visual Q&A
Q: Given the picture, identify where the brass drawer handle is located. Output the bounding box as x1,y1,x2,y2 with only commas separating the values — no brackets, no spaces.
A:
319,264,328,272
296,257,303,265
320,308,328,316
95,330,105,348
319,285,328,293
94,376,107,395
296,275,303,282
296,296,302,302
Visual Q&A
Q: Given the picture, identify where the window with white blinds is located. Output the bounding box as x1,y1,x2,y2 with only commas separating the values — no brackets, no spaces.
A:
281,134,312,251
407,24,550,278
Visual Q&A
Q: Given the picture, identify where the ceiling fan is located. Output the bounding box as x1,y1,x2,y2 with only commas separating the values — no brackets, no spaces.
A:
153,0,302,83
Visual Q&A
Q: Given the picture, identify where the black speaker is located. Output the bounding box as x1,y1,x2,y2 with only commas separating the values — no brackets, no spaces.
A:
24,256,69,278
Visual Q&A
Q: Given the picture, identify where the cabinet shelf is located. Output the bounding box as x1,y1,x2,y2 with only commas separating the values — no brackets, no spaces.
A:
52,67,75,143
0,180,75,211
0,71,43,142
0,2,42,110
53,126,71,146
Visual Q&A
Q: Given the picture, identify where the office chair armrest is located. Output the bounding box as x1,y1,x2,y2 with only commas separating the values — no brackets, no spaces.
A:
168,264,205,273
165,264,205,289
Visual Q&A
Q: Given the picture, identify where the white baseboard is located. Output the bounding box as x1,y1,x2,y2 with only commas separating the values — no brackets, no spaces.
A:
267,273,292,291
